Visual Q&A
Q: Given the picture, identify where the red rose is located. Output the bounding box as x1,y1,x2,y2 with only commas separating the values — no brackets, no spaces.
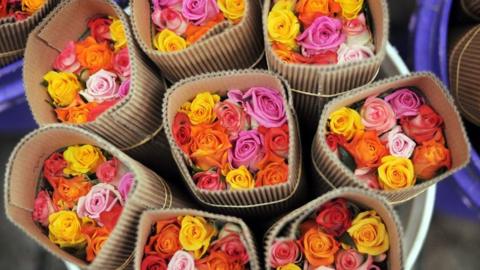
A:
87,100,118,122
193,170,226,191
0,0,7,17
87,17,112,43
309,50,338,65
172,112,192,155
96,158,118,183
211,233,249,265
315,198,352,237
326,132,347,152
141,255,167,270
43,152,67,188
259,124,289,158
400,105,443,143
99,203,123,232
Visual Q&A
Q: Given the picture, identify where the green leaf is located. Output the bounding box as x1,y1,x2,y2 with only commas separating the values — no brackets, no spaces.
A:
347,201,362,218
338,146,356,172
338,232,357,249
40,80,48,88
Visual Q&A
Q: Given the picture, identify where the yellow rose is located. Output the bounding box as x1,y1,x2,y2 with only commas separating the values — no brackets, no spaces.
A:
217,0,245,23
377,155,416,190
335,0,364,20
179,215,217,258
22,0,46,14
63,144,105,176
278,263,302,270
347,210,389,256
153,29,187,53
267,7,300,49
109,18,127,51
225,165,254,190
272,0,296,11
328,107,364,141
182,92,220,125
48,211,86,248
43,71,81,107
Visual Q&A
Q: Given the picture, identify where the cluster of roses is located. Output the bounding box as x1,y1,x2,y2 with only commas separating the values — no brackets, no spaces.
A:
172,87,290,191
43,16,130,124
141,216,250,270
150,0,244,52
32,144,135,262
267,0,375,65
327,87,452,190
0,0,45,20
269,199,389,270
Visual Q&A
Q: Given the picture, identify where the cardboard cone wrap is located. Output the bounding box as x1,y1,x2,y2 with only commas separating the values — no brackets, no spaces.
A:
163,70,306,217
134,209,260,270
460,0,480,20
311,73,471,204
262,0,389,127
129,0,264,82
4,125,188,269
263,187,404,270
0,0,61,67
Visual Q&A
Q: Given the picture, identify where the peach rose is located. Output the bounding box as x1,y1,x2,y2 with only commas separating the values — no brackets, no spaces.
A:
412,139,451,180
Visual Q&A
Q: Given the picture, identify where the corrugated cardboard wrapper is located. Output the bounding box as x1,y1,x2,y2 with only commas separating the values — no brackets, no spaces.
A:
0,0,61,67
4,125,190,269
264,187,404,270
262,0,389,127
134,209,260,270
129,0,264,83
311,72,471,204
459,0,480,21
23,0,175,175
163,70,306,217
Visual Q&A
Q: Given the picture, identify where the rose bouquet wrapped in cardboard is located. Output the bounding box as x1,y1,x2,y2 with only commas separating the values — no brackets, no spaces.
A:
264,187,403,270
130,0,263,82
163,70,306,217
4,125,188,269
311,73,471,204
134,209,260,270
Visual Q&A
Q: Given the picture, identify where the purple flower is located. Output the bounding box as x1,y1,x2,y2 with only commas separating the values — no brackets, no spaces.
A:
384,88,425,118
118,78,130,98
181,0,219,25
297,16,345,56
118,172,135,200
229,130,265,171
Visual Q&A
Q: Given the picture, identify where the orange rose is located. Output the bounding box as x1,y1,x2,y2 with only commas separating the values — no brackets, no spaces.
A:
52,176,92,209
197,251,237,270
296,0,341,27
144,218,181,259
76,36,113,74
256,151,285,170
344,130,388,168
185,14,225,44
190,123,232,171
255,160,289,187
55,95,98,124
302,228,339,267
83,226,110,262
412,139,451,180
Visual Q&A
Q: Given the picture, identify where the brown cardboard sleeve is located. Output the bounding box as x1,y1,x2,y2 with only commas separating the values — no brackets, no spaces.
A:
310,72,471,204
263,187,404,270
4,125,190,269
134,209,260,270
129,0,264,83
262,0,389,127
22,0,176,174
459,0,480,20
162,69,307,217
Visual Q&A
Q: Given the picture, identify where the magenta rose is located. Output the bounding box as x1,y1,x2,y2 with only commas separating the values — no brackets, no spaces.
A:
118,78,130,98
87,17,112,43
229,130,265,171
335,249,375,270
228,87,287,128
141,255,167,270
214,100,249,139
360,96,396,134
113,47,131,78
152,7,188,35
82,69,119,103
193,170,225,191
380,126,416,158
96,158,118,183
118,172,135,200
53,41,81,73
32,190,57,227
76,183,123,225
167,250,195,270
269,239,301,268
181,0,219,25
343,13,372,46
384,88,425,118
212,233,249,264
152,0,182,9
354,168,380,190
296,16,345,56
337,43,374,64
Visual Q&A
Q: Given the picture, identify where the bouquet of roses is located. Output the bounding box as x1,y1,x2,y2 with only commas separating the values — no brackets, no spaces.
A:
326,87,452,190
267,0,375,65
172,86,290,191
0,0,46,20
32,144,135,262
42,15,130,124
150,0,245,53
268,198,390,270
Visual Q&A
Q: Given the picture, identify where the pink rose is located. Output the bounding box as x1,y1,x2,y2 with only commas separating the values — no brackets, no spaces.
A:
214,100,249,139
118,78,130,98
77,183,123,225
32,190,57,227
181,0,219,25
211,233,249,264
296,16,345,56
380,126,416,158
87,17,112,43
113,47,131,78
53,41,81,73
152,0,182,9
354,168,380,190
96,158,118,183
152,7,188,35
384,88,425,118
337,43,374,64
82,69,119,103
229,130,265,171
335,249,374,270
269,239,301,268
343,13,372,46
360,96,396,134
167,250,195,270
118,172,135,200
193,170,226,191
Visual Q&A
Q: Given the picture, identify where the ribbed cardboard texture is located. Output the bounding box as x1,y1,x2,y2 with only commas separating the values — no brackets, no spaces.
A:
263,187,404,270
129,0,264,83
311,72,471,204
262,0,389,128
0,0,61,67
460,0,480,20
4,125,189,269
134,209,260,270
22,0,176,174
449,24,480,125
163,69,306,217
